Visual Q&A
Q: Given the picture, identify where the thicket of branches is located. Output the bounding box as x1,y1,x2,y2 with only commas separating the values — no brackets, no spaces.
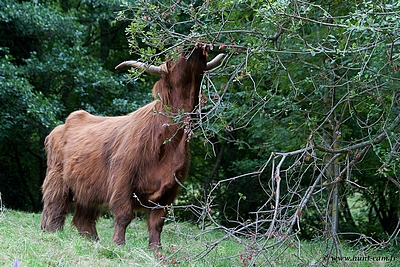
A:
118,0,400,264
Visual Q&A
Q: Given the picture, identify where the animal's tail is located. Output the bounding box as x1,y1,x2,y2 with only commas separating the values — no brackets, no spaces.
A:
40,126,71,232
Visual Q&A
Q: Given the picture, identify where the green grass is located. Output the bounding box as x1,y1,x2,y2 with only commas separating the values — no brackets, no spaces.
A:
1,208,399,266
0,209,250,267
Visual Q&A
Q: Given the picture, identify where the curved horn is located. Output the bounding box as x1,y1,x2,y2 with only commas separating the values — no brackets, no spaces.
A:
206,53,225,70
115,61,166,75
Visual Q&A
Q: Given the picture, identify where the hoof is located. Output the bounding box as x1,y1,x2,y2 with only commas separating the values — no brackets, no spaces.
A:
149,242,162,251
112,237,126,246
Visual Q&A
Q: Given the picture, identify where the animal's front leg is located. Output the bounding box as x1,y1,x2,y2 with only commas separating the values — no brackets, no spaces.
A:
147,208,168,250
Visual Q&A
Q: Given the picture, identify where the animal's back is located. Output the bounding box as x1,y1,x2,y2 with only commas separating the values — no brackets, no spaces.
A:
44,104,162,206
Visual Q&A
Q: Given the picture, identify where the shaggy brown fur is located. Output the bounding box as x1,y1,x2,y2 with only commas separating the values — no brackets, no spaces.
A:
40,48,219,249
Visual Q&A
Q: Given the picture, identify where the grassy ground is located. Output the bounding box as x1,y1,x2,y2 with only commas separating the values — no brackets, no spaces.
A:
1,208,399,266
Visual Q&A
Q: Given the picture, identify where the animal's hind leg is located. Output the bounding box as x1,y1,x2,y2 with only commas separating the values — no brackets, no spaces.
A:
71,204,101,240
110,195,134,245
111,210,133,245
40,169,71,232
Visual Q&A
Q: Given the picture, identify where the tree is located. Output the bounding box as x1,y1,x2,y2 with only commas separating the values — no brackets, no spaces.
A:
0,48,59,210
119,0,400,264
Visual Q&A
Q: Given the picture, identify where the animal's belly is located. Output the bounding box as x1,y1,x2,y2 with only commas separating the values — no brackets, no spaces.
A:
64,156,110,206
